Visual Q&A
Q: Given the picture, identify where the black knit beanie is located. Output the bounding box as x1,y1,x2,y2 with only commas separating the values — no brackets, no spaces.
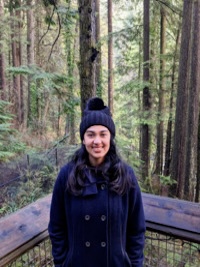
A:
80,97,115,140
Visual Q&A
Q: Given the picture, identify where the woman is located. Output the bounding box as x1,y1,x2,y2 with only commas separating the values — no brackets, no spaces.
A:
48,97,146,267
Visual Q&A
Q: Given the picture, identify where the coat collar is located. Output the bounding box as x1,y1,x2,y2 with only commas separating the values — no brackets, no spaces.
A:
82,166,108,196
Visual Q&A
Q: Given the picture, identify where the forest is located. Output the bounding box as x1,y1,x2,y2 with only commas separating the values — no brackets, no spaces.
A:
0,0,200,210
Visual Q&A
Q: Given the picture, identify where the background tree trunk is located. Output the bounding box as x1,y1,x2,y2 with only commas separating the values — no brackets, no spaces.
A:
0,0,6,101
27,0,35,127
155,6,166,176
141,0,151,180
170,0,193,198
78,0,96,114
95,0,102,98
10,0,22,126
163,27,180,178
108,0,113,115
184,2,200,201
196,114,200,202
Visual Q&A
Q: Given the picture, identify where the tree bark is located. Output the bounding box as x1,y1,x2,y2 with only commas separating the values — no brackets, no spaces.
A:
27,0,35,126
196,113,200,202
164,28,180,178
170,0,193,198
95,0,102,98
108,0,113,115
155,6,166,176
184,2,200,201
78,0,96,114
0,0,6,100
141,0,151,180
10,1,22,126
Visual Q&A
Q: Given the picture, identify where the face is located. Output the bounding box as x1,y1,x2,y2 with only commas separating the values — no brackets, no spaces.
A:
83,125,111,166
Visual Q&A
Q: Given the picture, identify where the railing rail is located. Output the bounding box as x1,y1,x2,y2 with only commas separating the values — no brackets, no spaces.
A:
142,193,200,243
0,193,200,267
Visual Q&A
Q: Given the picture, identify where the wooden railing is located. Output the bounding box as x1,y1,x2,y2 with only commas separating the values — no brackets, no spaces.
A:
0,193,200,266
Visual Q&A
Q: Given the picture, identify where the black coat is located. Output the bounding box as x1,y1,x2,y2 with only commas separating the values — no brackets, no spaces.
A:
48,163,146,267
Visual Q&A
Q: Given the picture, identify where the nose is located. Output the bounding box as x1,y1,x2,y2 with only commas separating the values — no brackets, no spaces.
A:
93,135,101,144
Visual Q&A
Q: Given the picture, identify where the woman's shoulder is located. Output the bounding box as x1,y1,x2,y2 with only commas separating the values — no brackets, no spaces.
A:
56,162,74,183
60,161,74,173
122,161,136,176
122,162,140,187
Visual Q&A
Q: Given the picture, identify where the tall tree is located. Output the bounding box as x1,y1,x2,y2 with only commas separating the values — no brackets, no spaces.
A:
65,1,79,144
95,0,102,97
155,5,166,176
141,0,151,180
108,0,113,114
78,0,97,114
196,114,200,202
184,2,200,201
27,0,35,126
163,27,180,178
10,0,22,125
0,0,6,100
170,0,193,198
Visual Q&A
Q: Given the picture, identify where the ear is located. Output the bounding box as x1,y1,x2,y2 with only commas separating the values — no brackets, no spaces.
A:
82,139,85,145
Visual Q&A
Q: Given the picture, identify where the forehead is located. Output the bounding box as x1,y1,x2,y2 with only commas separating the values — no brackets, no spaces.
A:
86,125,109,132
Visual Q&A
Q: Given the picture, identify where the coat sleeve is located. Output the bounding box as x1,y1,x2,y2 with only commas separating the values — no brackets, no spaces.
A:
126,168,146,267
48,166,69,266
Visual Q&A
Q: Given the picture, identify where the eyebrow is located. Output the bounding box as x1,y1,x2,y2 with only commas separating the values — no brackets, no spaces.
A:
86,129,109,133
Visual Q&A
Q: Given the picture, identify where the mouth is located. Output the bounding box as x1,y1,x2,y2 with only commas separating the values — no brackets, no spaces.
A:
92,147,102,153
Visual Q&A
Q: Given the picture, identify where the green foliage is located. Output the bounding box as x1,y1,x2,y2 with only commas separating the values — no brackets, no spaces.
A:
0,100,26,162
0,163,57,217
45,15,56,26
159,175,177,186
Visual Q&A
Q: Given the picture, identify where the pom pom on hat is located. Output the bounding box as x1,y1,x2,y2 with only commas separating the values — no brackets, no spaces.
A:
86,97,105,111
80,97,115,140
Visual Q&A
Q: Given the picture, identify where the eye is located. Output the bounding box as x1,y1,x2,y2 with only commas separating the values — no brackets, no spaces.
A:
87,133,94,138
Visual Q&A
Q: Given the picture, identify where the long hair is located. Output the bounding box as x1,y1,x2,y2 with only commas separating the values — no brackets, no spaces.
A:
66,138,134,195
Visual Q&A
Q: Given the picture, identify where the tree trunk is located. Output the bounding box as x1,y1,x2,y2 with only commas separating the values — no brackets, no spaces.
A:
141,0,151,180
27,0,35,126
0,0,6,100
170,0,193,198
95,0,102,98
108,0,113,115
66,15,79,144
10,1,22,126
78,0,96,114
155,6,166,176
163,28,180,178
184,2,200,201
196,113,200,202
17,2,24,126
35,9,42,130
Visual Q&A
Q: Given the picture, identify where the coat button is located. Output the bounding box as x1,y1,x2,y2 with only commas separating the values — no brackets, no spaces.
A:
85,215,90,221
85,241,90,247
101,215,106,221
101,242,106,247
101,184,106,190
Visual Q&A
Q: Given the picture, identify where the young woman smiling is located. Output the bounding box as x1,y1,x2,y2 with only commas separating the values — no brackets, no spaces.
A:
48,97,146,267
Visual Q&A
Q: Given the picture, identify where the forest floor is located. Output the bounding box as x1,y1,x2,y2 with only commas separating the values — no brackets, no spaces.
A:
0,156,28,185
0,143,78,187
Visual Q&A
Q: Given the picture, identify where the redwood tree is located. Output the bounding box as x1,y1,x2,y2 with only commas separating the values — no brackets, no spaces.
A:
108,0,113,114
27,0,35,126
155,5,166,176
78,0,97,114
0,0,6,100
184,2,200,201
170,0,193,198
141,0,151,180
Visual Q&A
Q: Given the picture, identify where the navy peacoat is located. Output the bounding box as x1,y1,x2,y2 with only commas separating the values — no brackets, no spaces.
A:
48,163,146,267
